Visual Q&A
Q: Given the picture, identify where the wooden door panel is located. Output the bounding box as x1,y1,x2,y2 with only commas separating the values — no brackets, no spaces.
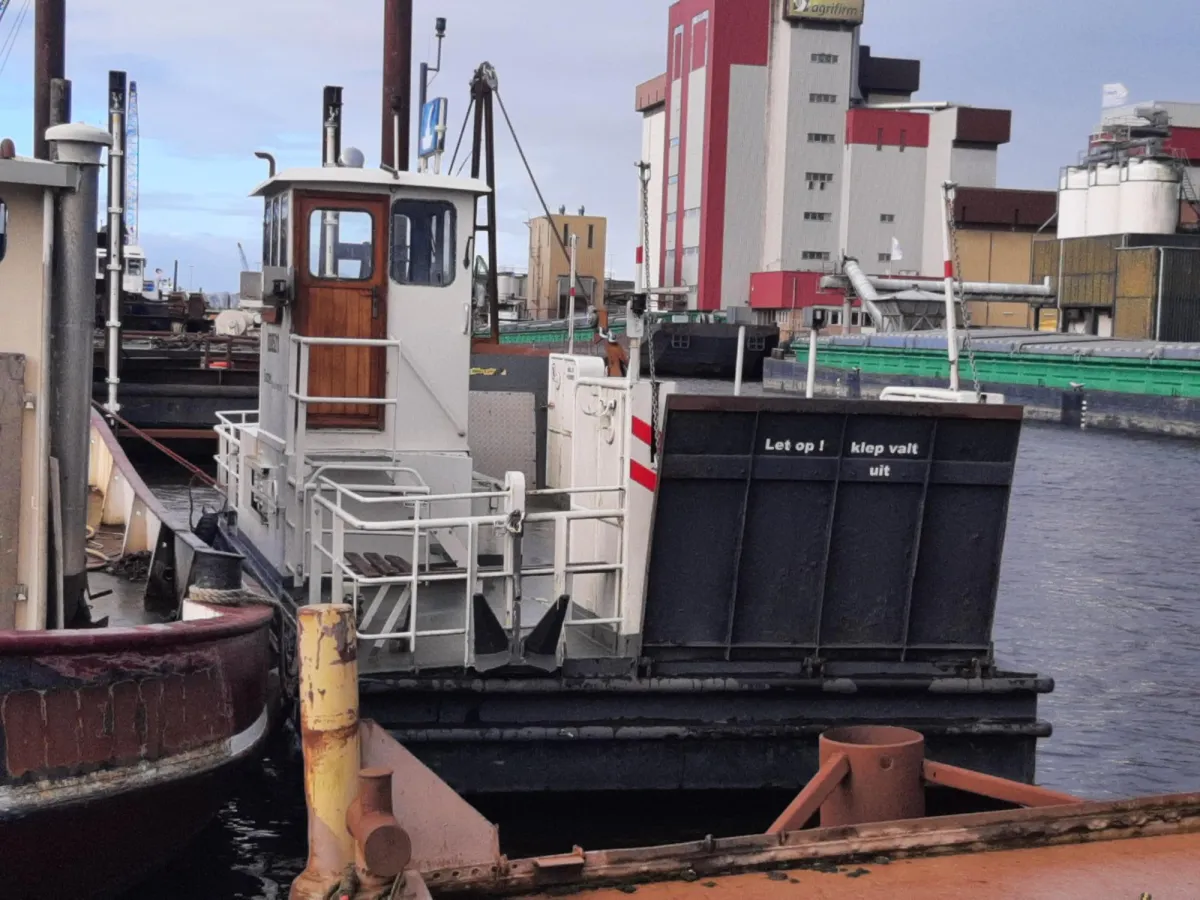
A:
295,194,389,430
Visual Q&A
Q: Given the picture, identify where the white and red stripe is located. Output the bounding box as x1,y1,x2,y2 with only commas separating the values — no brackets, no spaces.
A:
630,415,659,492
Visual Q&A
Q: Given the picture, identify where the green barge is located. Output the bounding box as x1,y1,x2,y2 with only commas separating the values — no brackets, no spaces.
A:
765,329,1200,437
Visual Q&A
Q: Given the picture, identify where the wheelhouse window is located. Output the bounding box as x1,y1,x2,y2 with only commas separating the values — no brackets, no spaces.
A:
391,199,456,286
308,208,375,280
262,193,291,268
0,199,9,263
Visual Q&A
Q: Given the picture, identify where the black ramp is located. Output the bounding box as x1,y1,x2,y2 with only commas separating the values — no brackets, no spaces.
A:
642,396,1023,665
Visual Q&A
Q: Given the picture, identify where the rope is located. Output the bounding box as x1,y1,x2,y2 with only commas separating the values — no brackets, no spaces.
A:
186,585,288,613
493,86,589,302
446,96,474,175
93,402,219,488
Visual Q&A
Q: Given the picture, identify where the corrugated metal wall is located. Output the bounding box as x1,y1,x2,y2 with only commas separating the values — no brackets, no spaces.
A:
1158,248,1200,343
1059,236,1121,308
1114,248,1157,340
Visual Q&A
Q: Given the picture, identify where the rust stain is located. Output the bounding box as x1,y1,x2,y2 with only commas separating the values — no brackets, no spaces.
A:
328,617,357,665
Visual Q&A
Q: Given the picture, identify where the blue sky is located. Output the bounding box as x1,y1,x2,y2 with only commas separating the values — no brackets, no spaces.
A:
1,0,1198,291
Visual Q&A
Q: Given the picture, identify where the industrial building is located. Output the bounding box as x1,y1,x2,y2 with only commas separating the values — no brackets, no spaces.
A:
527,210,608,319
1037,101,1200,339
634,0,1055,326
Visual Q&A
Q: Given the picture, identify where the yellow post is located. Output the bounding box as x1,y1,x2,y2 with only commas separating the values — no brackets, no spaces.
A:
291,604,361,900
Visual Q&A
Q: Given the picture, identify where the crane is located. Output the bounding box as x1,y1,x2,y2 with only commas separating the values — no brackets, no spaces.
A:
125,81,140,244
237,242,251,272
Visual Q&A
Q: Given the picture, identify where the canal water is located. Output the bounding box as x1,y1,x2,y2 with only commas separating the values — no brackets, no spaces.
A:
120,411,1200,898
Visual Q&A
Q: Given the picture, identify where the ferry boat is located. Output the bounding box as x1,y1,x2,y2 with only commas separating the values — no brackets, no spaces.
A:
0,126,276,898
213,97,1051,809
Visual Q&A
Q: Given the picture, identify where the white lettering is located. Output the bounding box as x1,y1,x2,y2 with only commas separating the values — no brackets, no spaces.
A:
870,464,892,478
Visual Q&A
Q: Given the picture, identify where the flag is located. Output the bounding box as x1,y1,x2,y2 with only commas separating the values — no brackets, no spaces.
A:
891,237,903,262
1102,83,1129,109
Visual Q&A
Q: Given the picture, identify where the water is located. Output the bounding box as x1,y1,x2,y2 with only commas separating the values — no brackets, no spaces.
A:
122,411,1200,898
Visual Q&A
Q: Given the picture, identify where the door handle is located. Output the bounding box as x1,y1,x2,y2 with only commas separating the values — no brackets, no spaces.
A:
371,286,380,319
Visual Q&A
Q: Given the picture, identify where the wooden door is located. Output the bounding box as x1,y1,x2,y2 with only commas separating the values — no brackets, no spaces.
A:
295,194,389,429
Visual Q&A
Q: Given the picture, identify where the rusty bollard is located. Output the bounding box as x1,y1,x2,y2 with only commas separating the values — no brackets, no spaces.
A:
347,768,412,890
290,605,361,900
818,725,926,827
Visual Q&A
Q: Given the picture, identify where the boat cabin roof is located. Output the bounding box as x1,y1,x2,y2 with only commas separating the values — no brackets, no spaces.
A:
0,156,74,189
251,166,490,198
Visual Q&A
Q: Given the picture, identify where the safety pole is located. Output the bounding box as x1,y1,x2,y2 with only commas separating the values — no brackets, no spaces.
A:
941,181,961,392
734,326,746,396
291,605,361,900
567,233,579,354
806,328,819,399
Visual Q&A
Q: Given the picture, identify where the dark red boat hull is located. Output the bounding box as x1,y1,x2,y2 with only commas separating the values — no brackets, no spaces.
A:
0,604,275,899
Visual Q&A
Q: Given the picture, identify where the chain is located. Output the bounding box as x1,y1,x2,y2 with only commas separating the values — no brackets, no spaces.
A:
635,161,663,461
946,190,983,401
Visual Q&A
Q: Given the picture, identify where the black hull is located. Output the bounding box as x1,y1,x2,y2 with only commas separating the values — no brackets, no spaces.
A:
640,323,780,379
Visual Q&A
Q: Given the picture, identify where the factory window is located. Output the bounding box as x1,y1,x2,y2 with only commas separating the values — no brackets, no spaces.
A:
808,133,836,144
876,128,884,151
806,172,834,191
802,251,831,261
670,137,680,147
587,224,595,250
900,129,908,152
809,93,838,104
804,212,832,222
668,175,679,185
0,199,8,264
878,253,894,263
309,208,374,281
672,26,684,79
811,53,839,64
563,222,570,246
671,334,691,350
880,214,896,223
391,199,457,287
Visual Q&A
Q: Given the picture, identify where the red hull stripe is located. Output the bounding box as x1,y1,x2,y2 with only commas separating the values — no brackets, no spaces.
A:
944,261,955,279
632,416,654,447
631,460,658,492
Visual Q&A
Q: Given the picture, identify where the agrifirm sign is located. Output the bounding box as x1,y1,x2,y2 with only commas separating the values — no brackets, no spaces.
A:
785,0,865,25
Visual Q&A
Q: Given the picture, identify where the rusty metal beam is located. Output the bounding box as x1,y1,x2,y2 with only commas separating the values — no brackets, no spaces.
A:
767,752,849,835
421,792,1200,896
33,0,65,160
922,759,1081,808
381,0,413,171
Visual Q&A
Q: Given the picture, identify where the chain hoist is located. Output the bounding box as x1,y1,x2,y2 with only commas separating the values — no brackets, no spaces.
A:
946,189,983,401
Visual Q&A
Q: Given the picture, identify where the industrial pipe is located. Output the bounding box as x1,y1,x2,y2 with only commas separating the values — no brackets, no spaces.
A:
292,605,362,900
33,0,65,160
382,0,413,172
851,275,1054,298
805,328,818,399
863,101,958,112
105,71,128,415
47,123,111,628
734,326,746,396
840,258,888,331
323,86,344,168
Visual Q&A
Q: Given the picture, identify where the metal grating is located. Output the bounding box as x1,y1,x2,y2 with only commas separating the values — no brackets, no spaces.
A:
642,396,1023,665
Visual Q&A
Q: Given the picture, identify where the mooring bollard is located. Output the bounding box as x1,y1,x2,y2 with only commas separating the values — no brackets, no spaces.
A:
291,604,362,900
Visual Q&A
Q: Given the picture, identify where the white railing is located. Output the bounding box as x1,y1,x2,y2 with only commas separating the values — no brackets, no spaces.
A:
306,472,628,669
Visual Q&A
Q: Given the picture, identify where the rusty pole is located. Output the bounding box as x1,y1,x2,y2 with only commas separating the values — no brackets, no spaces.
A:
34,0,65,160
291,605,361,900
381,0,413,171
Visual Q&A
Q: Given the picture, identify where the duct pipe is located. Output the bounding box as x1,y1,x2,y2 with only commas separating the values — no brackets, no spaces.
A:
840,258,887,331
820,274,1055,300
47,123,111,628
33,0,65,160
382,0,413,172
105,71,127,415
48,78,71,130
863,101,958,112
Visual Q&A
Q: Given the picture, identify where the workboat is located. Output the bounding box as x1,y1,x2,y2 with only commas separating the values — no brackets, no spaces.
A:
0,128,276,898
213,87,1051,815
